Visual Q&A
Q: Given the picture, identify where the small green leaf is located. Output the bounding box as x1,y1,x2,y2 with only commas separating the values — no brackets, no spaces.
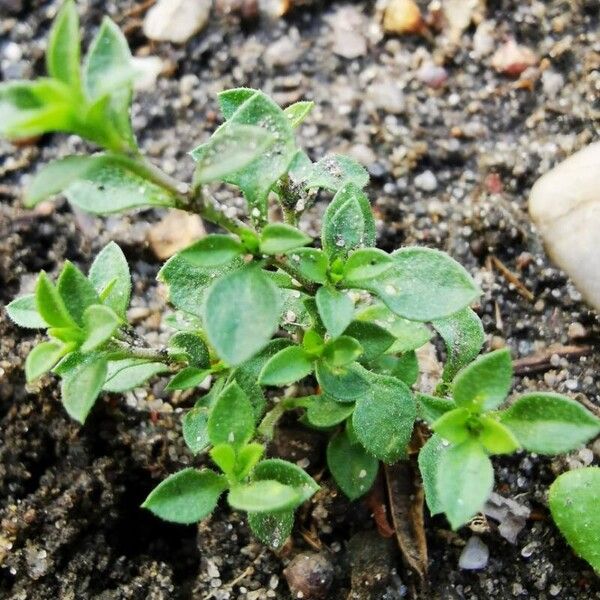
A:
102,359,168,392
219,91,297,219
6,294,48,329
432,408,471,445
356,247,480,322
248,510,294,549
81,304,120,352
158,253,243,318
180,235,244,268
286,248,328,284
205,266,281,366
372,351,419,387
228,481,301,513
283,101,314,127
63,155,176,214
357,304,432,354
25,156,95,207
0,78,74,140
453,349,513,413
168,332,210,368
60,352,107,423
416,393,456,425
56,261,99,325
342,321,394,363
321,183,375,259
304,154,369,192
35,272,78,329
352,373,416,463
25,341,66,381
478,415,520,455
437,439,494,529
306,395,355,428
343,248,393,283
82,17,135,148
322,336,363,368
327,429,378,500
88,242,131,318
259,345,314,386
549,467,600,572
500,393,600,455
252,459,319,503
210,444,237,476
217,87,255,119
432,308,484,383
315,286,354,338
46,0,80,88
260,224,312,255
142,468,227,524
208,382,255,449
204,266,281,366
315,360,369,402
229,339,292,420
235,443,265,480
166,367,211,391
191,124,274,184
182,406,210,455
418,434,447,515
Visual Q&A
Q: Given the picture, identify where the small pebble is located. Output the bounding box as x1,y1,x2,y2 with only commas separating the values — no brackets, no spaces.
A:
458,536,489,570
414,170,438,192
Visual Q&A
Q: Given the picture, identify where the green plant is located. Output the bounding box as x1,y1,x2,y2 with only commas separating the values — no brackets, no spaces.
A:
549,467,600,572
4,2,600,550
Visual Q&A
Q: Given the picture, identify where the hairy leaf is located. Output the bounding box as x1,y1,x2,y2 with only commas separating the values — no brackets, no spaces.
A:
88,241,131,317
208,382,255,449
437,439,493,529
81,304,120,352
306,395,355,428
283,101,314,127
432,308,484,383
228,481,301,513
260,224,312,255
191,124,274,184
26,341,66,381
353,373,416,463
321,183,375,259
356,247,480,322
286,248,328,284
35,271,78,329
315,286,354,339
549,467,600,572
166,367,211,391
315,360,369,402
180,235,244,268
47,0,80,88
248,510,294,549
416,393,456,425
304,154,369,192
500,393,600,454
418,434,447,516
453,349,513,413
327,429,378,500
204,266,280,366
142,468,227,524
182,406,210,455
259,345,314,386
102,359,168,392
252,459,319,503
6,294,48,329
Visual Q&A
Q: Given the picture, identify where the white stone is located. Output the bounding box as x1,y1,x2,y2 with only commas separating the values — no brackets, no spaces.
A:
131,56,164,91
143,0,211,44
529,142,600,311
458,536,489,570
414,170,437,192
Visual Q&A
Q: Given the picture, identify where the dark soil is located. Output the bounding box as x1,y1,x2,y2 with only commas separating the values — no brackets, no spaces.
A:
1,0,599,598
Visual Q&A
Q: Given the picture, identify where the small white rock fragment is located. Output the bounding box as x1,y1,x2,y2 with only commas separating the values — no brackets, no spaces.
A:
414,170,438,191
528,142,600,311
491,39,537,76
143,0,211,44
541,69,564,98
131,56,164,91
147,210,206,260
458,536,489,570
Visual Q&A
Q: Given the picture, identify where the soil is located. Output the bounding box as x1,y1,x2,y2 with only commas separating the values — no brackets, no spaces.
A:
1,0,599,599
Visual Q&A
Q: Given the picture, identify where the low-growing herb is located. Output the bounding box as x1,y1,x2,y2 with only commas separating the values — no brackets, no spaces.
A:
4,3,600,558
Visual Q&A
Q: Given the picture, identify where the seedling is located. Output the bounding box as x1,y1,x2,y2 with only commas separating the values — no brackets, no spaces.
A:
4,1,600,555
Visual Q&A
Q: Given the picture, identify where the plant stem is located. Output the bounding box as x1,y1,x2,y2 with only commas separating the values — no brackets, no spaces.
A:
272,256,318,295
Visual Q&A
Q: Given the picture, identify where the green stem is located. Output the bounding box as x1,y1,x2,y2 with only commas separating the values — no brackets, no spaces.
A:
272,257,318,295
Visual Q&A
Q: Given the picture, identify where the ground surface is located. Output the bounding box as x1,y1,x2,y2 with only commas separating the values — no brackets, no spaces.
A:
0,0,599,598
